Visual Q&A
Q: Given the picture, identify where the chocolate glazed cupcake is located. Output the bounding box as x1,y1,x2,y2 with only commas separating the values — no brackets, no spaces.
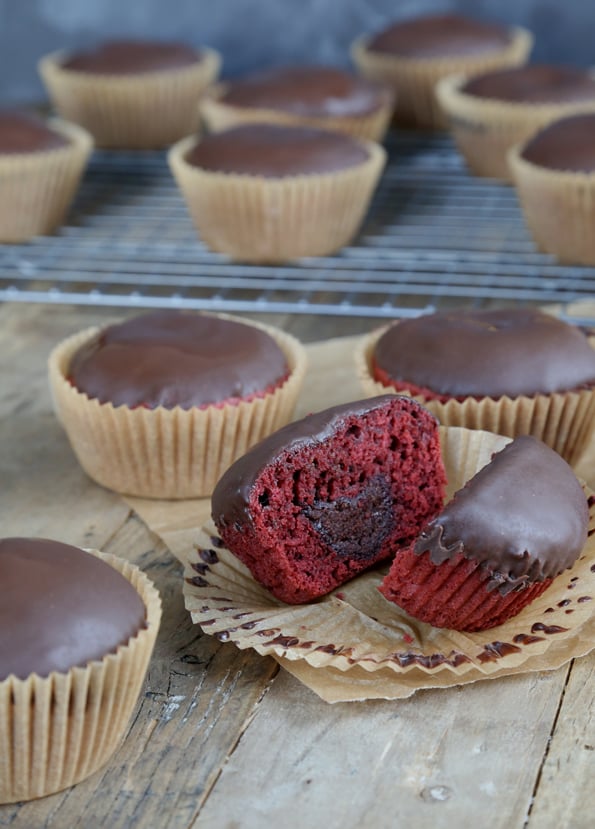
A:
169,123,386,262
509,113,595,264
200,65,394,142
352,13,532,129
39,39,221,148
0,110,92,242
356,308,595,466
437,65,595,181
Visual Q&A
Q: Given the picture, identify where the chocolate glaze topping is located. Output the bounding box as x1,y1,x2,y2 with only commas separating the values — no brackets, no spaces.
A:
414,436,588,593
0,110,68,154
186,123,370,178
0,537,146,680
212,395,424,529
521,113,595,172
374,308,595,398
62,39,202,75
367,13,511,58
220,66,391,117
462,65,595,104
69,310,288,409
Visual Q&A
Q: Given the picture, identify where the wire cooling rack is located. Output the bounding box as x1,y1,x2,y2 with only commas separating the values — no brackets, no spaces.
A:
1,131,595,321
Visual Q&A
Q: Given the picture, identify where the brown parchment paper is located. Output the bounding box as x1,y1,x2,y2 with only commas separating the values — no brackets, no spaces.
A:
125,335,595,702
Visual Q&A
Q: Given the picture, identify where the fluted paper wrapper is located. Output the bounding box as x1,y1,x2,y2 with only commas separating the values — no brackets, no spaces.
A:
39,48,221,149
351,27,532,130
168,135,386,262
355,325,595,471
200,83,394,142
437,74,595,181
0,550,161,803
510,145,595,264
48,315,306,498
179,427,595,701
0,119,92,242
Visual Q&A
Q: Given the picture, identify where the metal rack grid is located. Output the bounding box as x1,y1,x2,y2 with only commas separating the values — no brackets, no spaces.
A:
2,131,595,321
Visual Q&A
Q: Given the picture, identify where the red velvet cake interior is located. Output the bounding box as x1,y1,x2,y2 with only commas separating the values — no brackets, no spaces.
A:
211,395,446,604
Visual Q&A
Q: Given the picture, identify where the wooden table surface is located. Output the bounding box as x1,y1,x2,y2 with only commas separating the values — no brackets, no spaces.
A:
0,301,593,829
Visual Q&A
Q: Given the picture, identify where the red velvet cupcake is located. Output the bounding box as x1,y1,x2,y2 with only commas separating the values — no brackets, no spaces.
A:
212,394,446,604
379,435,589,631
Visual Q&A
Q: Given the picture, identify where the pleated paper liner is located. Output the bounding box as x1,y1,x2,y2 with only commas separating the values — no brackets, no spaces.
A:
509,145,595,265
0,550,161,804
182,427,595,696
48,314,307,499
436,74,595,181
168,135,386,262
199,82,394,142
350,26,532,130
0,118,93,242
354,324,595,470
39,48,221,149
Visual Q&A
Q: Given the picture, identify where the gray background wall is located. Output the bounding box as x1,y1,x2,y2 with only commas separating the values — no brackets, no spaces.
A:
0,0,591,105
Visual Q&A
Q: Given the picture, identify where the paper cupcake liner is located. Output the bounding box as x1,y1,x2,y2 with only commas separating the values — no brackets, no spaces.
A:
199,82,394,142
48,314,307,498
0,550,161,804
0,119,93,243
437,74,595,181
354,325,595,468
509,145,595,264
181,427,595,686
168,135,386,262
351,27,532,130
39,48,221,149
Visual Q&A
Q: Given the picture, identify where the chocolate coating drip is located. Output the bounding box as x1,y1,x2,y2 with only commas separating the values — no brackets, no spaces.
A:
414,436,588,591
374,308,595,398
367,14,511,58
62,40,201,75
0,538,146,680
69,311,288,409
462,65,595,104
521,113,595,172
186,123,369,178
220,66,390,117
0,110,68,154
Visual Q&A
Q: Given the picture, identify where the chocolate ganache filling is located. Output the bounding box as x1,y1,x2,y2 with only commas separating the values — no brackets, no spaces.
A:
521,113,595,172
373,308,595,398
414,436,588,594
69,310,289,409
0,110,68,154
0,537,146,680
462,64,595,104
62,39,202,74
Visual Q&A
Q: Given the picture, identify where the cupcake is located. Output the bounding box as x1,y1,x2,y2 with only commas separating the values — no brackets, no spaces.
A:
169,122,386,262
0,110,92,242
200,65,394,142
380,436,589,631
437,65,595,181
356,307,595,463
509,113,595,264
212,395,446,604
0,537,161,803
351,13,532,129
39,39,221,149
49,310,306,498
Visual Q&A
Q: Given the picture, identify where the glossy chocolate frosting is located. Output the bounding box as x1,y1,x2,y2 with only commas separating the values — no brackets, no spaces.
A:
0,110,68,154
0,537,146,680
62,39,201,74
69,310,288,409
462,65,595,103
367,13,511,58
414,436,588,592
212,394,432,530
521,113,595,172
185,123,370,178
374,308,595,398
220,66,390,117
